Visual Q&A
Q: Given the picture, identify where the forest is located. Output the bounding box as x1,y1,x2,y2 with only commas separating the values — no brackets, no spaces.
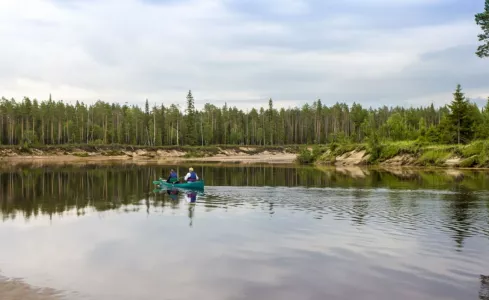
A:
0,85,488,148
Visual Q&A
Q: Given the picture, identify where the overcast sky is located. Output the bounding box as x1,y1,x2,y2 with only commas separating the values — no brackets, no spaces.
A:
0,0,488,110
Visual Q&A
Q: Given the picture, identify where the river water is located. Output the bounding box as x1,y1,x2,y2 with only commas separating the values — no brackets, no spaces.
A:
0,163,488,300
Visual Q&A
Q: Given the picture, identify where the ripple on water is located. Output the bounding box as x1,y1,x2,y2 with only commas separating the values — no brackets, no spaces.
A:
1,180,489,300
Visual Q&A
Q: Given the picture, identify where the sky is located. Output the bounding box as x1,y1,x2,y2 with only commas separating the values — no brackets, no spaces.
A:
0,0,488,110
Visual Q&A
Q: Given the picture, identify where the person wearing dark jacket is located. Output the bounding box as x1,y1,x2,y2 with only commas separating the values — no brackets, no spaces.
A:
167,169,179,183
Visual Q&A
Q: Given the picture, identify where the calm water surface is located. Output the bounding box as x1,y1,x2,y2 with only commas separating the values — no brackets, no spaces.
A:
0,164,488,300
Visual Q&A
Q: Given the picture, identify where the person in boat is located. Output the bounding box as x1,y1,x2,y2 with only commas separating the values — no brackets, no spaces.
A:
184,167,199,182
167,169,180,183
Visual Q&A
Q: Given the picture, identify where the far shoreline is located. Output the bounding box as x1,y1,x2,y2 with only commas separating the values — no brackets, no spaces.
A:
0,153,297,165
1,142,489,169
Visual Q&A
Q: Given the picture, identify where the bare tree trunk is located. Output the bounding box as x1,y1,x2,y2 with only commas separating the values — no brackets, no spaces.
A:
201,115,204,146
58,120,61,144
325,116,329,143
104,115,107,144
81,114,84,144
458,119,460,144
176,118,179,146
0,114,3,144
86,111,89,144
41,118,44,144
51,120,54,144
21,118,24,143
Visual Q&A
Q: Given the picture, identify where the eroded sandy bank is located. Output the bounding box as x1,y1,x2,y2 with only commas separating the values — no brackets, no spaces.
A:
0,146,298,165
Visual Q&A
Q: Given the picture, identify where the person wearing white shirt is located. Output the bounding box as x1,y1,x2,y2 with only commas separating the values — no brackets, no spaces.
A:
184,167,199,182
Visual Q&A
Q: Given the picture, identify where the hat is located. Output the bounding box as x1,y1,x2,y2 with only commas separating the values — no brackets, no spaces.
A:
189,167,194,171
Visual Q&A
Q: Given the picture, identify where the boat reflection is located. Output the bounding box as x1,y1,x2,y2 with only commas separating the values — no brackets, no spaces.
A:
153,187,204,203
166,187,180,201
153,187,202,227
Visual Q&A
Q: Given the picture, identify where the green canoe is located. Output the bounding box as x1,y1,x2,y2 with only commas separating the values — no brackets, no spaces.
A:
153,179,205,190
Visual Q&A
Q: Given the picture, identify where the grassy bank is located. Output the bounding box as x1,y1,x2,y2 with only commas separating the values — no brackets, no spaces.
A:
297,140,489,168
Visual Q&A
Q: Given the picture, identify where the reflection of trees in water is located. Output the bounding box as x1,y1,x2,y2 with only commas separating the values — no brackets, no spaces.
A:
188,204,195,228
268,201,274,217
480,275,489,300
351,189,370,225
0,166,165,220
1,164,489,224
388,191,403,210
442,187,479,250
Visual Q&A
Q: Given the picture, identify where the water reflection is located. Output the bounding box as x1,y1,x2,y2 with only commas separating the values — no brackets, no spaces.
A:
481,275,489,300
1,164,489,248
152,187,202,227
351,189,370,226
442,187,480,251
153,187,202,202
0,164,488,300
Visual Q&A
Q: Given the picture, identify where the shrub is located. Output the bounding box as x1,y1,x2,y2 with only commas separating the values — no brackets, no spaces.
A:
461,140,485,157
417,150,451,166
296,147,315,164
366,132,381,162
102,150,125,156
73,152,89,157
460,156,478,168
479,142,489,166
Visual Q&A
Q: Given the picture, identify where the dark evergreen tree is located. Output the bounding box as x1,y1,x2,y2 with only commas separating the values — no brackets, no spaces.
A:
268,98,274,145
447,84,475,144
185,90,196,145
475,0,489,58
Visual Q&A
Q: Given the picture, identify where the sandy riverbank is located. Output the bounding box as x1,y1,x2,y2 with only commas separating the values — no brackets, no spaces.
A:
0,146,298,165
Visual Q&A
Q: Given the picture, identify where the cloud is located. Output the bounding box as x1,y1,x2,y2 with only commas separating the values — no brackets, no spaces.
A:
0,0,487,110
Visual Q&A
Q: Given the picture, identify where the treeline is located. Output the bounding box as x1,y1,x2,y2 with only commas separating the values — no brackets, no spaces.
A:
1,85,488,147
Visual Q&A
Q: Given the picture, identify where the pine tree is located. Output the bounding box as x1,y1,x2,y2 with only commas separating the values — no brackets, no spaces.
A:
351,103,367,142
186,90,196,145
477,97,489,138
448,84,475,144
418,117,427,138
144,99,150,145
475,0,489,58
268,98,274,145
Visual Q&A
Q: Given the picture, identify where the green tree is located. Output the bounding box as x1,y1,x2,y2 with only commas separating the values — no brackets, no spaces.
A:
418,117,427,137
475,0,489,58
426,125,440,143
351,103,367,142
144,99,150,145
477,98,489,138
447,84,476,144
185,90,196,145
268,98,275,145
385,112,407,141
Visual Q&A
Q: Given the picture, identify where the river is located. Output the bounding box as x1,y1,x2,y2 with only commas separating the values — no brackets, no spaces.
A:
0,163,488,300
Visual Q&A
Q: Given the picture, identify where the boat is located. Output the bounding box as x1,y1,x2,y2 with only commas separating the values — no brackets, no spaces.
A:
153,179,205,190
